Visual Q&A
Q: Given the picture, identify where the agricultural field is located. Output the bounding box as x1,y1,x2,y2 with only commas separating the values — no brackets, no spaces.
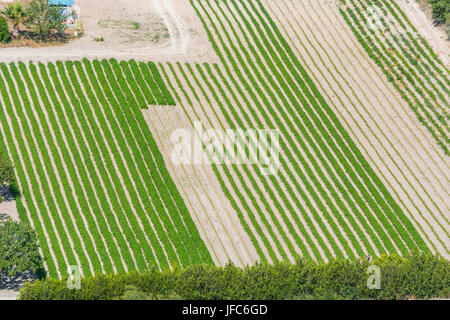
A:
0,0,448,282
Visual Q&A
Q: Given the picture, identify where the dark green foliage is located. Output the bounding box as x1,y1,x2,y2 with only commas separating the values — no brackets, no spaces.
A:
0,219,44,278
0,17,10,43
428,0,450,25
0,149,14,186
18,252,450,300
26,0,68,42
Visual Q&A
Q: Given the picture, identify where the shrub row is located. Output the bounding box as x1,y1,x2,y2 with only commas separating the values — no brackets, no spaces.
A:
18,252,450,300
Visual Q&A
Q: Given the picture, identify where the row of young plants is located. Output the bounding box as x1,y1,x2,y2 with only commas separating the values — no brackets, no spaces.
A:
383,0,450,78
252,0,432,252
359,0,449,128
212,0,378,259
0,65,70,278
349,0,448,131
195,0,388,260
180,62,289,264
193,0,428,260
25,61,144,274
177,64,321,259
11,62,105,277
211,0,367,259
68,58,191,270
48,61,143,272
188,61,343,261
249,0,432,252
94,59,213,267
80,59,170,271
275,0,445,253
83,59,172,271
373,0,450,99
339,4,450,242
38,61,135,274
232,0,418,256
359,0,450,227
160,63,279,263
106,58,210,267
251,0,436,254
2,62,86,272
18,252,450,300
0,59,212,277
197,0,358,262
0,88,60,278
194,0,376,261
46,60,144,273
340,0,449,155
173,62,313,261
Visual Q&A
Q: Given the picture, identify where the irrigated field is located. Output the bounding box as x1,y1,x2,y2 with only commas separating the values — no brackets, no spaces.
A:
0,59,212,278
0,0,447,278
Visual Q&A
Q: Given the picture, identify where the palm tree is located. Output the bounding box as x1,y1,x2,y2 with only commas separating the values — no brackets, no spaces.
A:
1,3,27,39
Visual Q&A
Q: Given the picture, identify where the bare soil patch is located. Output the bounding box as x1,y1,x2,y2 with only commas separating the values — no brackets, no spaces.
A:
0,0,218,63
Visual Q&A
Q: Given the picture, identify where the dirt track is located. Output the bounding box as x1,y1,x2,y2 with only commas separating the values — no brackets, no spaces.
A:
0,0,218,63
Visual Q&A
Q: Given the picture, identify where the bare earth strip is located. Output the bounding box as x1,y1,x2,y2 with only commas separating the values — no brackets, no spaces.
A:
143,105,258,266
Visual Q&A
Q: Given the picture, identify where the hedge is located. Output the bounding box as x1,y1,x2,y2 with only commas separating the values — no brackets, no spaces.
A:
18,252,449,300
0,17,10,44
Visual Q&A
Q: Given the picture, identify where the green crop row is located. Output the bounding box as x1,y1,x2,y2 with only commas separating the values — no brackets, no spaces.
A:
372,0,450,98
0,57,213,278
32,61,130,274
339,5,450,243
214,0,368,260
192,0,432,261
193,0,381,260
341,0,449,154
10,62,101,276
108,59,213,266
383,0,450,79
0,65,70,277
274,0,444,252
196,0,363,260
251,0,431,252
358,0,449,127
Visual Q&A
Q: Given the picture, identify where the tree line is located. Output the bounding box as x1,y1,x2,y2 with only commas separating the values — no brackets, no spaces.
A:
0,0,70,43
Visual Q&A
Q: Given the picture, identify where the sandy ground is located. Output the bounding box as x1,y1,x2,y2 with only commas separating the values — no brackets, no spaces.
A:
0,290,19,300
0,187,18,221
0,0,218,63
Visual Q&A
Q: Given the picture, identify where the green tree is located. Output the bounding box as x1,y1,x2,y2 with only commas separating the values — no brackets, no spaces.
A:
0,17,10,43
0,219,44,280
26,0,68,42
0,150,14,186
1,2,27,39
429,0,450,25
446,11,450,39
